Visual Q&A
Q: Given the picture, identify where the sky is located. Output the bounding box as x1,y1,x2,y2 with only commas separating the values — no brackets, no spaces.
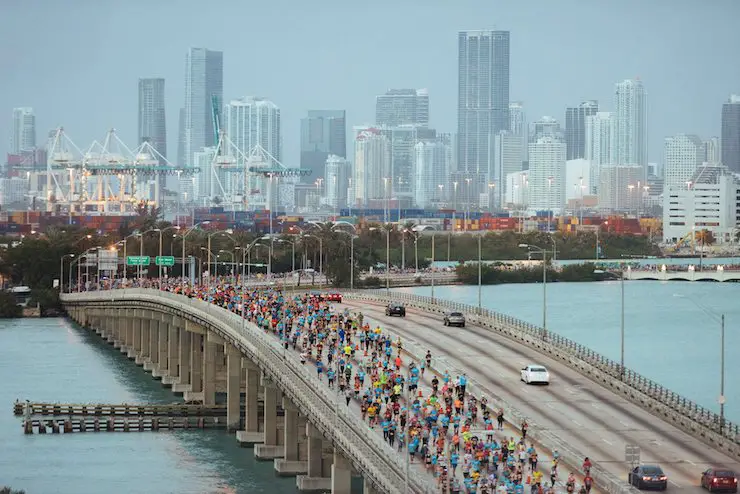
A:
2,0,739,167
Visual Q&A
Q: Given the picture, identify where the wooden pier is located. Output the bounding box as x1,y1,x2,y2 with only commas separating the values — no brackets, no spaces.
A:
13,400,226,418
22,416,226,434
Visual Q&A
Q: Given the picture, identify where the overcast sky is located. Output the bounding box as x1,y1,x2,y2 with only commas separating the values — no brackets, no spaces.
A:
2,0,739,165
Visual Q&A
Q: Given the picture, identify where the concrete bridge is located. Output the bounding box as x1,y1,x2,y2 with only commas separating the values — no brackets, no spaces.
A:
625,267,740,282
61,289,436,494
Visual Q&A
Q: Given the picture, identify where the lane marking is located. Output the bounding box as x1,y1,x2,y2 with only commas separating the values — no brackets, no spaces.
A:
669,480,682,488
602,438,613,446
619,420,630,428
591,403,601,410
520,388,529,394
566,387,577,395
687,460,697,466
571,419,582,427
494,348,504,354
545,403,556,409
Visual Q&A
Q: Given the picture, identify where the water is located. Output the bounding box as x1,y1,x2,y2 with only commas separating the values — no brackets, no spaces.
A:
432,256,740,269
395,281,740,422
0,318,297,494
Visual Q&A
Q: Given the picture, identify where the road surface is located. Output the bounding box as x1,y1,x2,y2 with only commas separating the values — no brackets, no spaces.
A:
341,299,740,494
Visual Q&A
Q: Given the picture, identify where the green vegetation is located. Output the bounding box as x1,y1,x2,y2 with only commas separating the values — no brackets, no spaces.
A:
1,487,26,494
456,262,614,285
0,292,22,318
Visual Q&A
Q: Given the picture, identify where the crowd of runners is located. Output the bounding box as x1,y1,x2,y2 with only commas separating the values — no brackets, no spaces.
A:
87,278,595,494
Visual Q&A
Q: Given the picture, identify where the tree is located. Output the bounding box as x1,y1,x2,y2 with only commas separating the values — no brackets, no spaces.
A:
0,292,22,318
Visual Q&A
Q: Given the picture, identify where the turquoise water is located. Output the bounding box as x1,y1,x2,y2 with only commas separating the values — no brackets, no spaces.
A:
0,317,297,494
396,281,740,422
432,256,740,268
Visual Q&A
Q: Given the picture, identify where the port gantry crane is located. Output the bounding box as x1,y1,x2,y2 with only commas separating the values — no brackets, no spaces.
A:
44,127,198,213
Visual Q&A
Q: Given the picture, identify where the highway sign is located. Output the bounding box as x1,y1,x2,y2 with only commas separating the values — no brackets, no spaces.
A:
155,256,175,267
625,444,640,466
98,250,119,271
126,256,150,266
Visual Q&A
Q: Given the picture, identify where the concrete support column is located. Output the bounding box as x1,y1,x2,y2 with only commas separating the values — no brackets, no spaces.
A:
263,378,279,446
237,362,261,445
140,317,151,359
190,333,203,393
203,337,217,405
126,315,135,348
296,423,330,491
133,317,142,353
168,322,179,379
331,450,352,494
158,321,169,375
178,328,191,386
274,397,307,476
363,478,379,494
225,345,241,431
149,318,159,365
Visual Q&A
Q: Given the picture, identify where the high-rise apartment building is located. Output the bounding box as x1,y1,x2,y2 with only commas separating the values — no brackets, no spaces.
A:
300,110,346,183
11,107,36,154
565,100,598,160
138,78,167,161
184,48,223,172
721,95,740,173
585,112,615,194
413,136,452,209
493,131,524,208
663,134,704,191
225,97,281,207
527,136,566,211
457,30,510,199
352,127,391,207
598,165,643,212
376,89,429,127
530,116,562,142
324,154,349,209
509,101,528,162
614,79,648,172
382,125,436,205
703,137,721,165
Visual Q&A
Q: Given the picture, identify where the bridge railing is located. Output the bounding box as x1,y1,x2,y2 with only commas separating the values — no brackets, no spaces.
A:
346,289,740,447
62,289,436,494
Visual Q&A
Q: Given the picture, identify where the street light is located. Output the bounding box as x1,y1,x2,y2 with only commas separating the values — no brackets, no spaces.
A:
156,226,181,279
218,250,235,275
303,234,323,289
332,224,358,290
431,231,436,302
207,229,234,284
369,225,391,297
60,254,75,293
178,220,210,284
519,243,548,341
139,228,160,281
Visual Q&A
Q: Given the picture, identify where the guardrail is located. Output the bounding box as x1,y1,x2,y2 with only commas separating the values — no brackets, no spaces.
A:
345,290,740,458
61,290,436,494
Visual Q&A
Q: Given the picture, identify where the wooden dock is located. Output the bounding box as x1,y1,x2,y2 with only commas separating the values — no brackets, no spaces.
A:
22,416,226,434
13,400,226,417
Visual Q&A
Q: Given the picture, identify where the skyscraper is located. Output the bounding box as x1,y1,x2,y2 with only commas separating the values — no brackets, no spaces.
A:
493,131,524,208
509,101,528,162
585,112,615,193
721,94,740,173
300,110,346,183
324,154,349,208
375,89,430,127
565,100,598,160
184,47,223,171
457,30,510,201
413,135,452,209
225,97,281,206
352,127,391,207
663,134,704,190
138,78,167,161
527,136,566,211
614,79,648,172
11,107,35,154
530,116,562,142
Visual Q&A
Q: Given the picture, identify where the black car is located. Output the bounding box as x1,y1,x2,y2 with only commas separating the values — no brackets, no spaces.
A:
629,465,668,490
385,302,406,317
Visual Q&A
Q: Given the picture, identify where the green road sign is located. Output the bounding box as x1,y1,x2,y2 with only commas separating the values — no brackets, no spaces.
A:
126,256,150,266
155,256,175,267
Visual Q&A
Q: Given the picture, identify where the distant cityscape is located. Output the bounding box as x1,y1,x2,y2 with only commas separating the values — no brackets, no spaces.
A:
4,30,740,246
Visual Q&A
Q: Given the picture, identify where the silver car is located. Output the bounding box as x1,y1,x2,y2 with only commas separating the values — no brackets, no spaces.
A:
443,311,466,327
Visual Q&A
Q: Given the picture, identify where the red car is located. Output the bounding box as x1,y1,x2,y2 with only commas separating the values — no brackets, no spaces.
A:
701,469,737,493
326,292,342,303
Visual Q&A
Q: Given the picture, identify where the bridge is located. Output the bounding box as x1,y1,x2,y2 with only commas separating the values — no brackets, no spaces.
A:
60,287,740,494
625,266,740,282
340,290,740,494
62,289,435,494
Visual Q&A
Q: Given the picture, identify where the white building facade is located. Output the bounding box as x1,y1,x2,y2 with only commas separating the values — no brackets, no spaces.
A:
598,165,643,212
527,136,566,211
413,139,451,208
352,127,391,207
493,131,524,208
0,177,27,206
324,154,349,208
11,107,36,154
585,111,614,193
663,167,739,244
504,170,529,206
663,134,704,191
614,79,648,173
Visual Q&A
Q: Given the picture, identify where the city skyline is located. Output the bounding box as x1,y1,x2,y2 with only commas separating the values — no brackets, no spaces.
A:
2,1,737,171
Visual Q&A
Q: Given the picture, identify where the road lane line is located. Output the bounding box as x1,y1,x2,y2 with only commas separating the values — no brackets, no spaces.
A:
669,480,682,488
591,403,600,410
571,419,582,427
687,460,697,466
602,438,613,445
520,388,530,394
619,420,630,427
546,403,555,409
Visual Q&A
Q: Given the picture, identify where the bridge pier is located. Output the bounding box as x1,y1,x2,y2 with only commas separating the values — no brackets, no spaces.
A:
173,327,192,394
156,316,169,378
236,362,262,444
145,318,159,375
362,478,380,494
225,345,241,431
275,397,308,475
203,333,220,405
331,450,352,494
296,422,331,492
165,318,180,385
186,332,203,401
254,375,283,460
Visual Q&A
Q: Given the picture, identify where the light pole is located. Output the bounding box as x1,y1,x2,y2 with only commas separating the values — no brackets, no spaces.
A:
207,229,234,284
369,225,391,297
477,233,483,314
547,176,553,232
60,254,75,293
519,243,548,341
218,250,235,275
332,222,358,290
139,228,159,281
431,231,436,302
464,177,472,232
156,226,181,279
304,234,323,289
179,220,210,284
